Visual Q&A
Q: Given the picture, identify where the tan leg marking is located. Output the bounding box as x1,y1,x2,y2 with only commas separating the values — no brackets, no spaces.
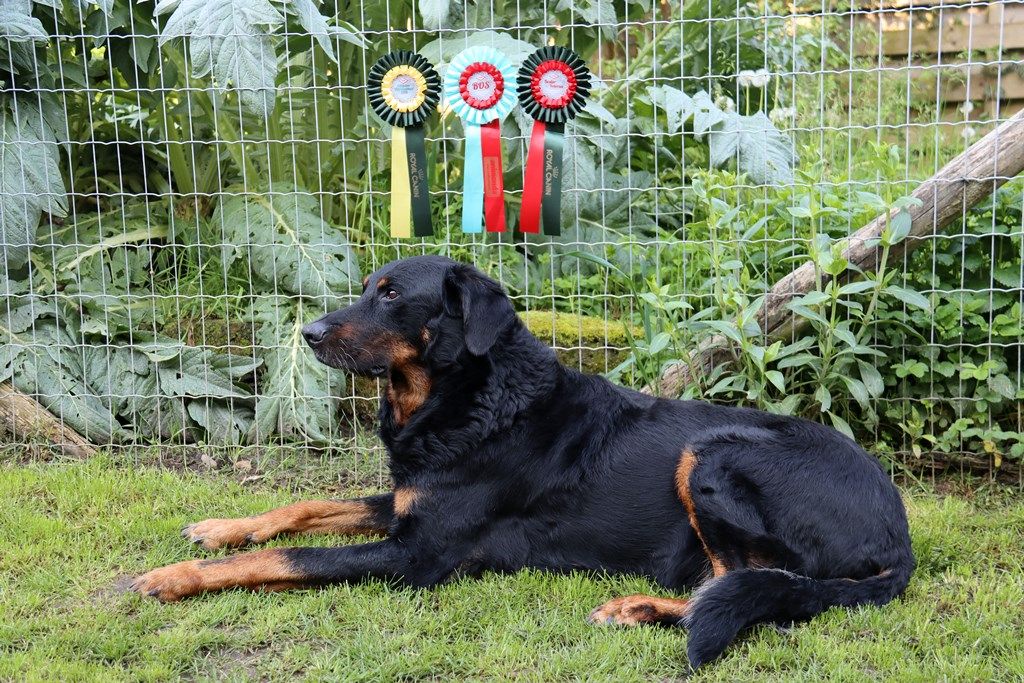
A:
589,594,691,626
676,449,728,577
182,500,386,550
393,487,418,516
132,549,304,602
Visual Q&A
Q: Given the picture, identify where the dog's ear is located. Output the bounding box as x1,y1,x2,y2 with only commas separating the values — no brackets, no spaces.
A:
442,265,516,356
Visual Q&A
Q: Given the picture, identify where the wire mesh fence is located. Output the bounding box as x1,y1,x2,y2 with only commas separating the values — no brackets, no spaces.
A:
1,0,1021,482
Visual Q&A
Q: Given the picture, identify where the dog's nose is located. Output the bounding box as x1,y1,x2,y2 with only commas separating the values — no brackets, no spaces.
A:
302,323,327,345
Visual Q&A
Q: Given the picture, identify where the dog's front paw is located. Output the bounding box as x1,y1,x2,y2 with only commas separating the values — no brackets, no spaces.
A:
182,517,270,550
131,561,203,602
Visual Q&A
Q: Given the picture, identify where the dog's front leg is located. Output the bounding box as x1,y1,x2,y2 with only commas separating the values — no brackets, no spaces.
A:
181,493,398,550
132,540,411,602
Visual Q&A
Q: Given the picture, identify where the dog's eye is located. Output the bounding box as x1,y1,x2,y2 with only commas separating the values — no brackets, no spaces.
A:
382,289,399,301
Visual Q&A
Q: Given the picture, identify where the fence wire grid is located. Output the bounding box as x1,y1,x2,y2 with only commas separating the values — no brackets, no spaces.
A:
1,0,1022,484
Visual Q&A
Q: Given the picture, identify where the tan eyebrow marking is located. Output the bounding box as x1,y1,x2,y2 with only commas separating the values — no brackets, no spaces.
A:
361,275,369,289
376,276,390,290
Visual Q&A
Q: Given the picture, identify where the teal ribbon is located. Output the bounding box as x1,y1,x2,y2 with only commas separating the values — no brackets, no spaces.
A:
405,125,433,237
461,124,484,234
541,122,565,236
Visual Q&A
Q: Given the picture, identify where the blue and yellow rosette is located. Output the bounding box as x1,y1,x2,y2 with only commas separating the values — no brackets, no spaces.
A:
368,51,441,238
516,46,591,236
443,46,517,234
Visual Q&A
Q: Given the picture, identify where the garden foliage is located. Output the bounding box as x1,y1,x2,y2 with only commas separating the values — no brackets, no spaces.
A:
0,0,1020,469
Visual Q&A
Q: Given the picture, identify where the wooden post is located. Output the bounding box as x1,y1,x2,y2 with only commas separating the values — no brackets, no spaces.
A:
0,382,97,458
652,109,1024,397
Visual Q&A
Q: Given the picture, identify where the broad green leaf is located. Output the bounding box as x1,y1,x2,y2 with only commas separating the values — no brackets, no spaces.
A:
0,104,68,274
777,353,821,371
894,360,927,379
691,90,725,136
418,0,452,29
815,384,831,412
9,321,127,443
708,111,794,184
249,302,341,444
885,285,931,311
838,280,877,296
646,85,693,134
883,209,912,246
832,326,858,349
291,0,337,60
858,360,885,397
792,290,830,307
987,374,1016,400
157,345,252,399
129,371,192,439
0,7,47,43
188,399,254,445
557,0,616,29
787,303,829,326
158,0,283,117
841,376,870,408
222,193,358,302
136,342,182,363
827,411,854,439
648,331,671,355
701,319,743,344
328,20,365,48
421,30,535,77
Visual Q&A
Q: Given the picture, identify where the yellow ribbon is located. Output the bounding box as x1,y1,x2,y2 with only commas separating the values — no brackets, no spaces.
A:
390,127,411,238
381,66,427,113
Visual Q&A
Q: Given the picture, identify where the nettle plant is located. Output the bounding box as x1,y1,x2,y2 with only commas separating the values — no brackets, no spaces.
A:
607,167,1023,468
877,183,1024,468
603,170,931,440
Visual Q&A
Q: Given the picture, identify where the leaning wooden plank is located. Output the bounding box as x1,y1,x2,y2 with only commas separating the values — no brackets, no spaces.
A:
652,108,1024,397
0,381,97,458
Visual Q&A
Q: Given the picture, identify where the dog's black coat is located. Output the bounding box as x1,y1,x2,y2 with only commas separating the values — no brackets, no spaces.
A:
296,255,914,667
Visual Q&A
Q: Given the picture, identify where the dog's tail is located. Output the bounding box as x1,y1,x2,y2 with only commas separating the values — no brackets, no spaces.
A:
683,558,914,668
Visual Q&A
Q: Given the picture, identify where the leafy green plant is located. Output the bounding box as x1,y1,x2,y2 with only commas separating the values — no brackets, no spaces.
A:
873,182,1024,468
0,0,1019,471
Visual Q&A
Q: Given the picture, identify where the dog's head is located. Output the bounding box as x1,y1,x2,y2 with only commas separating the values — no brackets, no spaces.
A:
302,256,517,380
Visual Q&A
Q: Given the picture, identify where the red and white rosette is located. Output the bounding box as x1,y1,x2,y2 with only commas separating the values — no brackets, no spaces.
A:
444,47,517,233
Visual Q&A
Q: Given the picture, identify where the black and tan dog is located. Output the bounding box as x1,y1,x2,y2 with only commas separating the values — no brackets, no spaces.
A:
133,256,914,668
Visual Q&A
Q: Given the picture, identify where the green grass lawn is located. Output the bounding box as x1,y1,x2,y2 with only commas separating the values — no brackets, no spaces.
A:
1,457,1022,682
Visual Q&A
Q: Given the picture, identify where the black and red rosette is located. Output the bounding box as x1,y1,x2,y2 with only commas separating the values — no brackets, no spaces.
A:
368,50,441,238
516,46,591,235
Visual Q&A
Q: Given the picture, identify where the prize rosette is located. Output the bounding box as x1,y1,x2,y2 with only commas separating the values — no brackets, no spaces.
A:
368,51,441,238
515,46,591,235
443,46,517,234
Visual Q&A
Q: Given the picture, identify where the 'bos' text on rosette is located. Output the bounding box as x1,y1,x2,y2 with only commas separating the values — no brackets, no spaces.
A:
443,46,518,234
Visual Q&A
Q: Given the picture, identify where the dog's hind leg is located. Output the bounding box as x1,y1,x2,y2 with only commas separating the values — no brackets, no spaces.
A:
588,594,691,626
587,442,794,633
182,493,399,550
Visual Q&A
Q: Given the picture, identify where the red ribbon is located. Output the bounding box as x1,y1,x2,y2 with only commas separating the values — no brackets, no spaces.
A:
480,120,505,232
520,120,546,234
